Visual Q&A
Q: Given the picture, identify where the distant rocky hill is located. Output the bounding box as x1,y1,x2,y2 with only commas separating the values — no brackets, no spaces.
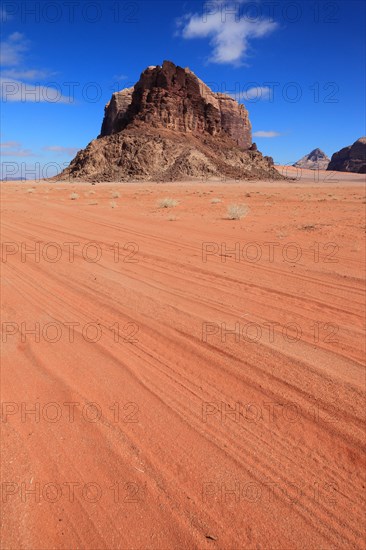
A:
60,61,282,182
327,138,366,173
293,148,330,170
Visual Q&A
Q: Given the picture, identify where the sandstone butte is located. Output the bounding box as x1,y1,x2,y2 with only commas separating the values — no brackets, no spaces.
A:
60,60,282,182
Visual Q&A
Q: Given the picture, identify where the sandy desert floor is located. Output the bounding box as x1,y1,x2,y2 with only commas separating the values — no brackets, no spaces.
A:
1,168,365,549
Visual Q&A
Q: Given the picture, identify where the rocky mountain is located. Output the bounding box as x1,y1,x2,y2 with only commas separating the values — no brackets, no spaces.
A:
293,148,330,170
327,138,366,173
60,61,282,182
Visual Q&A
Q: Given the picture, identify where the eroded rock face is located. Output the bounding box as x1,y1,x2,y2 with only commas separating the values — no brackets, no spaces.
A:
99,60,252,149
100,87,133,137
293,148,330,170
61,130,280,182
327,138,366,173
61,61,282,182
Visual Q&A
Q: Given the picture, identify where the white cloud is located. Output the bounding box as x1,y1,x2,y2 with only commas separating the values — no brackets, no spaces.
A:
0,32,28,66
232,86,272,101
0,33,71,103
43,145,80,156
0,77,73,103
177,2,277,65
242,86,271,100
253,131,281,138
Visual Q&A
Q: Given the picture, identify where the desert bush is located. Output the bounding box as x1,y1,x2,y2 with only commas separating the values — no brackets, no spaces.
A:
110,201,117,208
226,203,249,220
157,198,178,208
210,198,221,204
26,188,35,193
111,191,120,199
299,224,316,231
69,192,79,200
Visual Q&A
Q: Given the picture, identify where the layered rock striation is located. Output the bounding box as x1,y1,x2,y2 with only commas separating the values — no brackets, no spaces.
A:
61,61,282,181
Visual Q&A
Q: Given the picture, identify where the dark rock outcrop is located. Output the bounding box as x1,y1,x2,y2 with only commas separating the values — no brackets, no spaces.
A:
61,61,282,182
99,61,252,148
293,148,330,170
327,138,366,173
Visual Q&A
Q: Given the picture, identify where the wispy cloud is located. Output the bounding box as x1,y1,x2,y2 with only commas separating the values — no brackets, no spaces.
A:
1,142,80,158
0,33,72,103
253,130,281,138
0,77,73,103
236,86,272,101
2,149,35,157
177,1,277,65
1,69,51,80
1,140,22,148
113,74,128,81
0,141,35,157
43,145,80,156
0,32,28,66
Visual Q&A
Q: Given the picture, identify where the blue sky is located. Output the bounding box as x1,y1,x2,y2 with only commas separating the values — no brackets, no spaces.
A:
1,0,365,178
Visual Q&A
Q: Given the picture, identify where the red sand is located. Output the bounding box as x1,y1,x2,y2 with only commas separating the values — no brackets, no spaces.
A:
1,171,365,548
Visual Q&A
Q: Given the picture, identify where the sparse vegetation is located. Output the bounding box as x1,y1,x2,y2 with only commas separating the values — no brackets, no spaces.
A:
210,198,221,204
168,215,177,221
26,188,35,193
111,191,120,199
88,201,98,206
157,198,178,208
69,192,79,200
110,201,117,208
299,224,316,231
226,203,249,220
276,231,287,239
